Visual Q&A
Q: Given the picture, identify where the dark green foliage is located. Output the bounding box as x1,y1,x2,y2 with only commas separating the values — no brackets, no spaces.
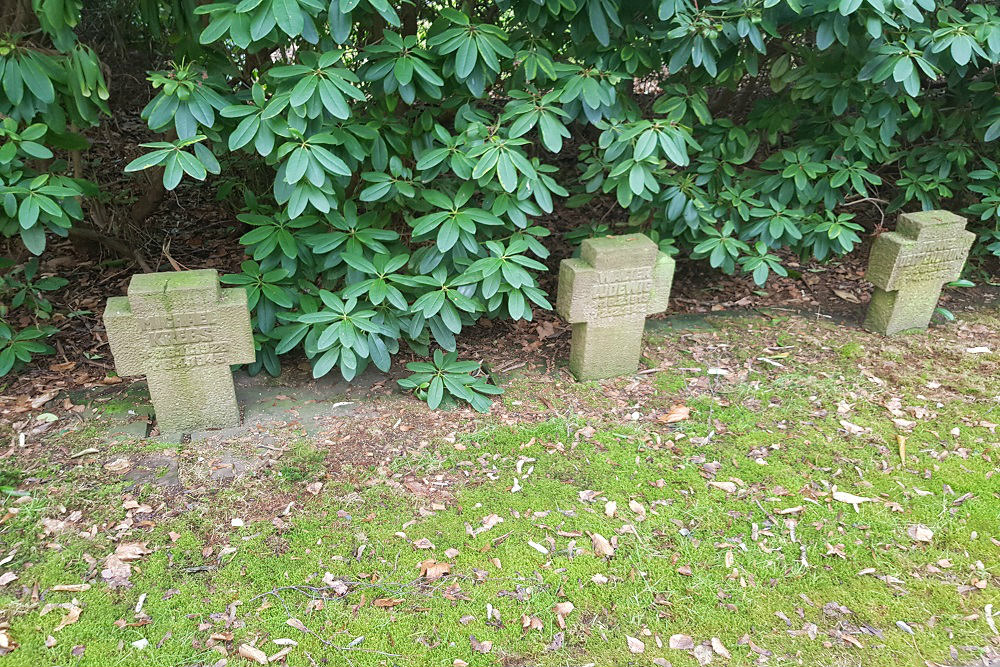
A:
2,0,1000,384
121,0,1000,384
1,7,107,377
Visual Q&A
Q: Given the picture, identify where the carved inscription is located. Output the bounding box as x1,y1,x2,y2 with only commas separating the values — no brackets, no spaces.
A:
139,310,228,370
590,267,653,326
893,244,968,284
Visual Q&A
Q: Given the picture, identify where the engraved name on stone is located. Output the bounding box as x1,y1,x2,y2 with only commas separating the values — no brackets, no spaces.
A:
590,268,654,324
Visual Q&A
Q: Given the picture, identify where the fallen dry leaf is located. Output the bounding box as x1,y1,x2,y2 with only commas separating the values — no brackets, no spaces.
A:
590,533,614,559
268,646,293,663
833,289,860,303
629,499,646,519
708,481,737,493
831,487,875,512
31,391,58,409
114,543,151,562
711,637,731,659
238,643,268,665
419,560,452,581
50,583,91,593
286,618,308,633
693,644,713,665
669,634,694,650
839,420,868,436
470,635,492,654
521,614,543,632
528,540,549,555
553,601,574,629
907,524,934,543
659,405,691,423
626,636,645,654
373,598,404,608
40,603,81,632
100,555,132,589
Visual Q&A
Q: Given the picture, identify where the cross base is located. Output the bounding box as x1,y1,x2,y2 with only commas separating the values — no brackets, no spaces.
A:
569,317,646,381
863,283,944,336
147,365,241,433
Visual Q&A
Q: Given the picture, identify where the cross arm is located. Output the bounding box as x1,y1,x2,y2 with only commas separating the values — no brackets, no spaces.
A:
556,258,597,324
216,287,257,365
103,296,146,376
940,229,976,284
864,233,906,291
647,252,675,316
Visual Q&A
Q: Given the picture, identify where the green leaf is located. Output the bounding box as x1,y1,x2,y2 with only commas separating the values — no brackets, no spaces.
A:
19,55,55,104
124,149,169,172
366,0,400,26
455,38,478,79
312,347,341,377
588,0,609,46
634,129,657,161
838,0,862,14
272,0,304,36
427,374,444,409
892,57,913,83
318,78,350,118
951,36,972,66
177,150,208,180
20,141,53,159
229,114,261,151
20,223,46,255
286,147,311,183
628,163,646,195
496,153,517,192
163,152,184,189
18,197,39,228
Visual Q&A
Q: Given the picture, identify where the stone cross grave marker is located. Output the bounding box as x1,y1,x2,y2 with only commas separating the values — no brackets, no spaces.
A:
863,210,974,336
556,233,675,380
104,269,255,433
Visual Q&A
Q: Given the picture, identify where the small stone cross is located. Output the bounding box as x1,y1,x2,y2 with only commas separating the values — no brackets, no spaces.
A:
556,233,675,380
863,211,974,336
103,269,255,433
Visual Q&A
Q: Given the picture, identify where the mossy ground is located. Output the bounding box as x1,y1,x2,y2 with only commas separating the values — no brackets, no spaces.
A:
1,310,998,666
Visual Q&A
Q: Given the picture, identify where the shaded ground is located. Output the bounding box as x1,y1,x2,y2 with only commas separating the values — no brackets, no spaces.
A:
1,306,998,667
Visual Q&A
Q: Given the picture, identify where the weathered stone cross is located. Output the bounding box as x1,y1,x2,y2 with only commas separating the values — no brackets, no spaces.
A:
557,234,675,380
863,211,974,336
103,269,255,433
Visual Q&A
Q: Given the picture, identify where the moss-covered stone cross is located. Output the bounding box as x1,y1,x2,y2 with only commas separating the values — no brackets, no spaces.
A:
103,269,255,433
863,211,974,336
556,233,675,380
